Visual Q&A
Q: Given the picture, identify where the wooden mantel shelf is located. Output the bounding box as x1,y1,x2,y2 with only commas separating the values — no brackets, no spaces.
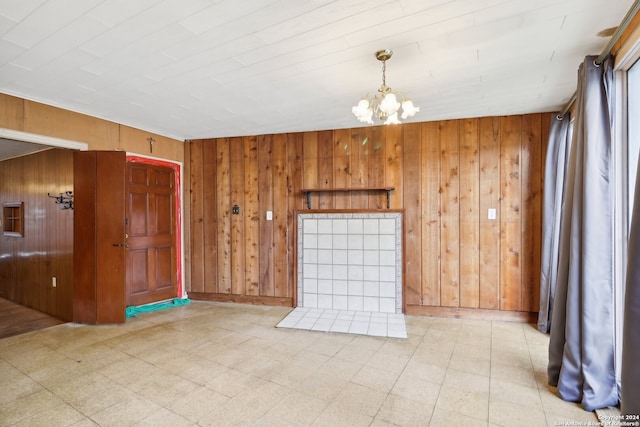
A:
300,187,395,209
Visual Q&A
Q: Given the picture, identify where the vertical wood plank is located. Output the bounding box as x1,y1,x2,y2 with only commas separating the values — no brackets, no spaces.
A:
479,117,501,309
333,129,352,209
521,114,542,312
288,133,304,304
460,118,480,308
202,140,219,293
368,126,386,209
385,125,403,209
317,130,334,209
188,140,205,293
440,120,460,307
216,138,231,294
230,137,245,295
244,136,260,296
350,127,368,209
258,135,274,296
500,116,522,311
303,132,318,209
402,123,422,305
272,134,289,297
422,122,441,306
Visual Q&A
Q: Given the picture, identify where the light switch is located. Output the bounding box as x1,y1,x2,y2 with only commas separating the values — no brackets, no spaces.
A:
266,210,273,220
488,208,497,220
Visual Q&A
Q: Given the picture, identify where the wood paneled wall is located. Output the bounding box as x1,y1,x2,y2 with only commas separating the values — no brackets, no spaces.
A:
186,113,550,319
0,149,74,321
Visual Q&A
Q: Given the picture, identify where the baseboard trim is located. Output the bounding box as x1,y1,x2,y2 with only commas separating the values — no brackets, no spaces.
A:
405,305,537,323
188,292,293,307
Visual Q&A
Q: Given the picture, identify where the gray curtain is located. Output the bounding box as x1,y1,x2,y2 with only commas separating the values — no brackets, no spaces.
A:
538,112,573,333
621,155,640,415
547,56,618,411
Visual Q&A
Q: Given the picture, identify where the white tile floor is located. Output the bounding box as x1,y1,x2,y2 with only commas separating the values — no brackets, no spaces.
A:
276,307,408,339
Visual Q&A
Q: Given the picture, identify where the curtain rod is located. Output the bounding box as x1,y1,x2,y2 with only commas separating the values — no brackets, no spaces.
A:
558,0,640,118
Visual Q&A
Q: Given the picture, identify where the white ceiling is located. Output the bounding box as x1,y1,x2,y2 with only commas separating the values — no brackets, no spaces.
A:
0,0,634,141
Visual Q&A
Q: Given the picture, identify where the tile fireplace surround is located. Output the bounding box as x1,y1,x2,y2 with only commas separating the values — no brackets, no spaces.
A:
296,211,403,314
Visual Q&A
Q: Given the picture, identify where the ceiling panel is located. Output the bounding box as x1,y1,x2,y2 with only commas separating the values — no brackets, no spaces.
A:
0,0,634,140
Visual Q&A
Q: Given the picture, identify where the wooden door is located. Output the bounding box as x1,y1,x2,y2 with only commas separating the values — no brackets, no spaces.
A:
125,162,177,306
74,151,126,324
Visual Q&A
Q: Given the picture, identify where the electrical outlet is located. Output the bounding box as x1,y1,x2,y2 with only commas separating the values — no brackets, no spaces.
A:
266,210,273,220
52,277,57,288
488,208,497,220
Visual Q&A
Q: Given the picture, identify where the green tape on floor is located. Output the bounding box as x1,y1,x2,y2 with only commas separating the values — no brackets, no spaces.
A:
125,298,190,318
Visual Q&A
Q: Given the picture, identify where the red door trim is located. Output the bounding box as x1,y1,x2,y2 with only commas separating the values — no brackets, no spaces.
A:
126,155,183,299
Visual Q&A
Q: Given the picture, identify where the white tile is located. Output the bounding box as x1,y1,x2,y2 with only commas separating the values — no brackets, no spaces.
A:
379,281,396,298
303,249,318,263
318,265,332,280
332,249,348,264
348,249,363,265
353,312,371,322
380,235,395,250
304,234,317,248
348,234,363,249
303,264,317,279
348,296,364,311
303,278,317,293
333,265,348,280
348,219,363,234
311,318,333,332
318,280,332,294
303,219,317,234
379,250,395,266
318,249,332,264
379,298,396,313
368,322,387,337
276,317,299,328
349,321,369,334
363,296,379,312
333,219,348,234
303,293,318,308
333,234,348,249
363,250,379,266
348,281,364,296
348,265,363,280
380,266,396,282
363,266,380,281
363,234,379,250
320,310,339,319
333,295,348,310
363,281,379,297
388,324,408,339
318,294,333,309
306,308,324,318
317,219,332,234
330,319,351,333
379,218,396,234
363,218,378,234
333,280,348,295
296,317,318,329
336,310,355,321
318,234,333,249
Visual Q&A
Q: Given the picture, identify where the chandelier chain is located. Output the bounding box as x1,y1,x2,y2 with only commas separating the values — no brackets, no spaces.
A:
381,60,386,87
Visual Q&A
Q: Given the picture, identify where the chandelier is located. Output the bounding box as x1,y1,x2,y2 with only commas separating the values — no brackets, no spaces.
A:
352,49,419,125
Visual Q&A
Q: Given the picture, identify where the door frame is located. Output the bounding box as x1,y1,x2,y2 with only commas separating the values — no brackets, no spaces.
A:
126,154,185,299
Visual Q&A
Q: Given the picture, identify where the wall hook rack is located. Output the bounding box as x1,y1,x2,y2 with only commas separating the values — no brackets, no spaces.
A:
47,191,74,210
